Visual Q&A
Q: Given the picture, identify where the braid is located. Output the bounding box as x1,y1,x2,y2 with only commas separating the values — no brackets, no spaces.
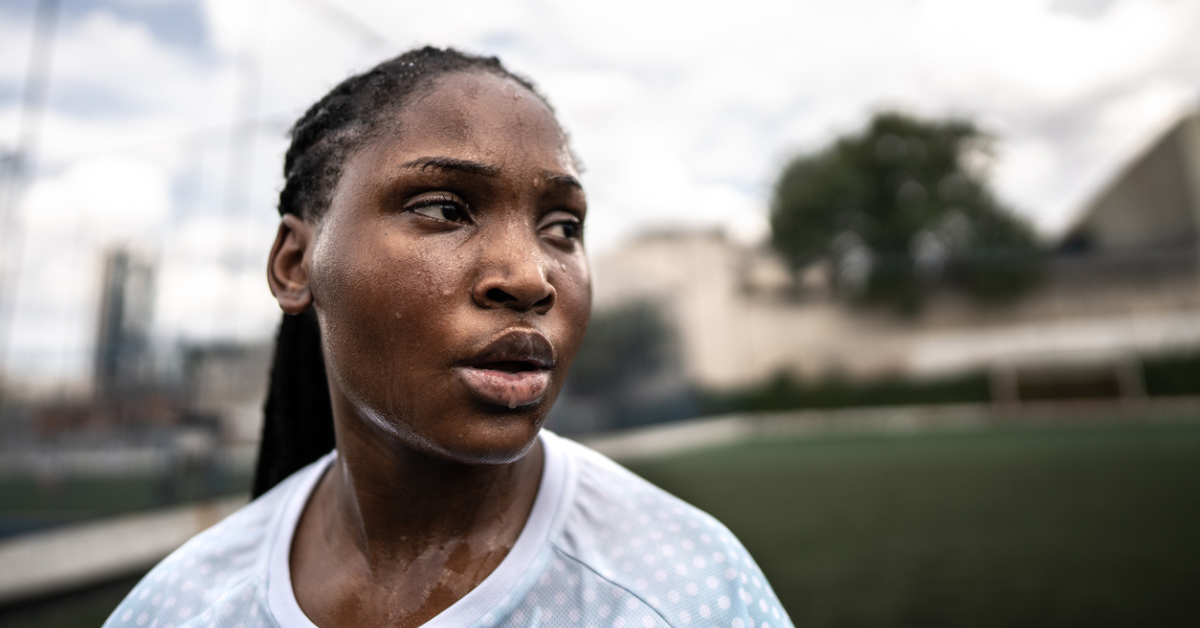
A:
254,47,547,496
253,308,332,497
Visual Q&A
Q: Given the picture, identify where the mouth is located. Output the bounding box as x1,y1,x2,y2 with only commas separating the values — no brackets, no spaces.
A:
455,330,556,409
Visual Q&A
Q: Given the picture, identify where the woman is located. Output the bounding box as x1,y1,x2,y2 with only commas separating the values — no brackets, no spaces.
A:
105,47,791,628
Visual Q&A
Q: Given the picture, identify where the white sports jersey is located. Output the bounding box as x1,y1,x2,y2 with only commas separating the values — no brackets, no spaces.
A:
103,431,793,628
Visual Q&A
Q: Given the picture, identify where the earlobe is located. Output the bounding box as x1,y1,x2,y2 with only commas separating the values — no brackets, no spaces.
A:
267,214,315,315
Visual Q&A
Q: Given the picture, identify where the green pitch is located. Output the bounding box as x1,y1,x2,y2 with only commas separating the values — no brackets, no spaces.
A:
625,420,1200,628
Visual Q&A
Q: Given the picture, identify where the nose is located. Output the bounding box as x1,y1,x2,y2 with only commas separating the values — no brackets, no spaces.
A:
472,238,556,314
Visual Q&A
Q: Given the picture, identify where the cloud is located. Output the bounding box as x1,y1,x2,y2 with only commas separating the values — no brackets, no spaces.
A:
190,0,1200,251
4,155,170,377
21,154,170,236
155,260,278,343
3,0,1200,380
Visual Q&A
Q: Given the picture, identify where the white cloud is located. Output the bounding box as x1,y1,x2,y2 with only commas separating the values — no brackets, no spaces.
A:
3,0,1200,380
21,155,170,237
155,260,278,343
166,215,274,265
111,0,193,6
189,0,1200,250
3,155,171,379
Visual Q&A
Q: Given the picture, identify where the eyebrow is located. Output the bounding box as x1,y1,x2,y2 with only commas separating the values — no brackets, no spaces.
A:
544,172,583,191
398,156,583,190
398,157,500,177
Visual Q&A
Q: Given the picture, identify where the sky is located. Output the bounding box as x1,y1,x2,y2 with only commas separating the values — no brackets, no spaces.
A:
1,0,1199,389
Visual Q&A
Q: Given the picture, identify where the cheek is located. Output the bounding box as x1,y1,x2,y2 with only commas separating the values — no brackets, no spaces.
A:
553,257,593,360
312,234,470,398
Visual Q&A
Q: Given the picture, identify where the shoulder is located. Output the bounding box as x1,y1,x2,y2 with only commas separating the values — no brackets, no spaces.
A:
102,456,328,628
549,435,793,628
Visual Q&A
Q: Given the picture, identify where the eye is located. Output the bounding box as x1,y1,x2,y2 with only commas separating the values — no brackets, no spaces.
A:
541,216,583,242
409,196,468,223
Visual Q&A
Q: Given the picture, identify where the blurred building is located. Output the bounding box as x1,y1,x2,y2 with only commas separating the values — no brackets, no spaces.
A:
1061,110,1200,255
181,342,271,445
94,247,156,401
592,110,1200,399
22,246,182,438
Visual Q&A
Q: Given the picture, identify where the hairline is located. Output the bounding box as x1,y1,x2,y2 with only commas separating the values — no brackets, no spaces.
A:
303,69,568,226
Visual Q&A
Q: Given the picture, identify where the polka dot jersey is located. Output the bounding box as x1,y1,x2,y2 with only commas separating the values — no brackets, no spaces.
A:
103,431,792,628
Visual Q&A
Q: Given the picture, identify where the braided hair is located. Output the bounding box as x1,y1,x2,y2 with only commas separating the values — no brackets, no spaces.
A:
253,47,548,497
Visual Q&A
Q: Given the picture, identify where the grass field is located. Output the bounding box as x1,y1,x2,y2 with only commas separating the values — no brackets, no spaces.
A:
625,420,1200,628
3,419,1198,627
0,469,251,537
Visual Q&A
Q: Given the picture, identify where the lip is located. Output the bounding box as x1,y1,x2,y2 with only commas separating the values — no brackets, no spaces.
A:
455,330,556,408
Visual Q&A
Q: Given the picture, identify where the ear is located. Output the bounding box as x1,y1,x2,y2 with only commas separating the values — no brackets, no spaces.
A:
267,214,315,314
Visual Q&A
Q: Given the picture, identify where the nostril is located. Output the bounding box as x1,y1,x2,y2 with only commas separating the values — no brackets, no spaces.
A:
486,288,516,304
476,278,554,311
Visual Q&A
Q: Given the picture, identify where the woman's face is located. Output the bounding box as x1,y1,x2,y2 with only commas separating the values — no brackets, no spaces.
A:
305,71,590,464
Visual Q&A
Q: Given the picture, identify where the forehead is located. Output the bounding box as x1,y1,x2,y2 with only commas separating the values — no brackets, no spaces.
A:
368,71,571,170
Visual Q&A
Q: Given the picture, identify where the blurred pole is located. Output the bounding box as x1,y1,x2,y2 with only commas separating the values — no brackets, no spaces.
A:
0,0,60,407
289,0,394,51
218,0,390,341
215,0,270,342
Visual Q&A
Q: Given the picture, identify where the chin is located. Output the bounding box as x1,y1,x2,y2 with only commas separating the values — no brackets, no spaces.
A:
427,417,546,465
363,403,547,466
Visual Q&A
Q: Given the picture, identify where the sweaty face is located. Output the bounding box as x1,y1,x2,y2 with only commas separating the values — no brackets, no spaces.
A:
308,71,591,463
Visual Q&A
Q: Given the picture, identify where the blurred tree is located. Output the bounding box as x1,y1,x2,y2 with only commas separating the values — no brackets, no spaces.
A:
566,301,672,397
770,111,1041,312
559,300,697,430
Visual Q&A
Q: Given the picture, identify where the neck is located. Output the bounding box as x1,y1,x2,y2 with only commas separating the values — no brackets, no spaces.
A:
288,389,547,627
317,394,545,576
